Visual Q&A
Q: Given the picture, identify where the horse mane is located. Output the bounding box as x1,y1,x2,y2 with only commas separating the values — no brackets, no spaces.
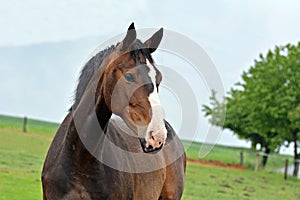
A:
71,44,117,109
71,39,152,110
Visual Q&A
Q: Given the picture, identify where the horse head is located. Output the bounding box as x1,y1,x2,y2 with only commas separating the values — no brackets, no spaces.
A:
96,23,166,153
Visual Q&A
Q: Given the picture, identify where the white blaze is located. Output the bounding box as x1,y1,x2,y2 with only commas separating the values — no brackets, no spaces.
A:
146,60,167,143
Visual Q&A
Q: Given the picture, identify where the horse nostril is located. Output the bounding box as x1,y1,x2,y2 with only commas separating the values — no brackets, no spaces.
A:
139,137,163,153
148,145,153,151
159,141,161,145
151,136,155,140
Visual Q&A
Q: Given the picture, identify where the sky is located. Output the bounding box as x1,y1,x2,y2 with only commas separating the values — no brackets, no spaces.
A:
1,0,300,152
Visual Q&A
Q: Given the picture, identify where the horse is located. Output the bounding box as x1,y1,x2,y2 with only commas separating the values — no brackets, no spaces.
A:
41,23,186,200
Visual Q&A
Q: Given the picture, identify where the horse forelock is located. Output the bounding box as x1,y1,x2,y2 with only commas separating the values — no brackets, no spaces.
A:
130,39,153,64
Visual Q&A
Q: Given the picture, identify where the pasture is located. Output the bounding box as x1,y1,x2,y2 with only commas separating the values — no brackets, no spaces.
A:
0,115,299,199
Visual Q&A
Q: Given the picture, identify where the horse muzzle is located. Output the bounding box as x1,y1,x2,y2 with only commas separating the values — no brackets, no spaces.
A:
139,137,163,153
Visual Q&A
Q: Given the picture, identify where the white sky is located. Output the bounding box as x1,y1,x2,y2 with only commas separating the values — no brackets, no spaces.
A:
0,0,300,152
2,0,300,89
1,1,299,46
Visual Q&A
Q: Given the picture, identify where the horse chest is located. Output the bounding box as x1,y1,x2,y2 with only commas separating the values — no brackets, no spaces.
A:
132,170,167,199
102,164,166,198
68,167,166,200
64,184,92,200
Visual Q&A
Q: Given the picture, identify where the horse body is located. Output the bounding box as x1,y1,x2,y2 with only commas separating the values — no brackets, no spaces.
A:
42,23,186,200
43,115,185,199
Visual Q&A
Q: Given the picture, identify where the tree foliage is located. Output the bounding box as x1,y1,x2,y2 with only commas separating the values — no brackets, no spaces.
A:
203,42,300,173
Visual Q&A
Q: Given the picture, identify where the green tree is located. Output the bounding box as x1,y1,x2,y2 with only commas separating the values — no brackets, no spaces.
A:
203,89,277,167
204,42,300,175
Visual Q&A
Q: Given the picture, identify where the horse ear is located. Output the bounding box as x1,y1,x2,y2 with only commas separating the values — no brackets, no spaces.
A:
144,28,163,53
121,22,137,51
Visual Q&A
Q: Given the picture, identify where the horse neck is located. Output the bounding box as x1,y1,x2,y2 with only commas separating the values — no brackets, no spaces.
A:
73,65,113,131
63,97,112,170
63,62,114,165
95,95,112,130
94,65,113,130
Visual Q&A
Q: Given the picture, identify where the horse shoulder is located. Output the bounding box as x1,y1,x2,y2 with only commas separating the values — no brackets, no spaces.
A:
159,121,186,199
42,113,74,199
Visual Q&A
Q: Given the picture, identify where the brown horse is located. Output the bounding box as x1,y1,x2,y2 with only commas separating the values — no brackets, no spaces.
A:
42,23,186,200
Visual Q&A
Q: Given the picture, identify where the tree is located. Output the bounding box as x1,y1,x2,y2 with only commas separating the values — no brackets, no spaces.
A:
203,89,278,167
244,43,300,176
204,42,300,174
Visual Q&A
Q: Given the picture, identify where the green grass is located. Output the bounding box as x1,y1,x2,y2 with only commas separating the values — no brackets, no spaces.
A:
183,163,300,200
0,115,58,137
0,114,299,200
183,141,292,171
0,115,58,200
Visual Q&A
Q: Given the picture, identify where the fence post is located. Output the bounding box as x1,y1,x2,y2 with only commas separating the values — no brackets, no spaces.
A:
23,116,27,133
254,152,259,172
284,159,289,180
240,151,244,165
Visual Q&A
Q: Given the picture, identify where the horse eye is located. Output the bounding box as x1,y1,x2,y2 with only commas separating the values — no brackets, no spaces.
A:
124,73,136,83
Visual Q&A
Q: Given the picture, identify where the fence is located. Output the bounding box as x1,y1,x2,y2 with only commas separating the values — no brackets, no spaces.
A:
253,151,300,179
23,116,27,133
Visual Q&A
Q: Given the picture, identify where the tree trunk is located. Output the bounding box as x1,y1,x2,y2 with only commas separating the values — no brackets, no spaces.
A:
261,146,270,168
292,131,299,177
250,141,256,153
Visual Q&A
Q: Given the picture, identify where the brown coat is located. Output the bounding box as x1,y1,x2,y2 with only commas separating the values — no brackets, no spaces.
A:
42,113,186,200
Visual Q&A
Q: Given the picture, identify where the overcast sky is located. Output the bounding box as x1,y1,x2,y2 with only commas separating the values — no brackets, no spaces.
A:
1,0,300,151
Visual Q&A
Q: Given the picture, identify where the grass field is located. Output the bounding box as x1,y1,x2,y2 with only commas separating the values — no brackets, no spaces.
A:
0,114,299,199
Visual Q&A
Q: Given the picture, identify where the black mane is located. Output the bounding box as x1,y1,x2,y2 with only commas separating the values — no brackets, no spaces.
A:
71,39,153,110
71,44,117,109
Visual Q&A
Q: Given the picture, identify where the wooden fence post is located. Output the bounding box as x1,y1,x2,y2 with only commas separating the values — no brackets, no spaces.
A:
284,159,289,180
240,151,244,165
23,116,27,133
254,152,259,172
